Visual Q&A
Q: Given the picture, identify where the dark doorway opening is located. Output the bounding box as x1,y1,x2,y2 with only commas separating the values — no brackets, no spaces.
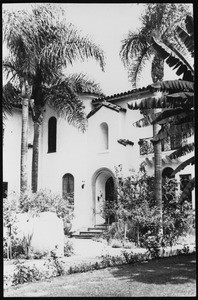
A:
105,177,115,224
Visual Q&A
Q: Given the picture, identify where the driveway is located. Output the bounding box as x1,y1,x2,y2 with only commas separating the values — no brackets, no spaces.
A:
4,253,196,297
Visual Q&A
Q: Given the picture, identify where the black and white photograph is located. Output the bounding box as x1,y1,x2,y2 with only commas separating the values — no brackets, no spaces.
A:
3,2,195,297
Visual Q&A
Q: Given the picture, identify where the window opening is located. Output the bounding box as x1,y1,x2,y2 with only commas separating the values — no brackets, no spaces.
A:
48,117,57,153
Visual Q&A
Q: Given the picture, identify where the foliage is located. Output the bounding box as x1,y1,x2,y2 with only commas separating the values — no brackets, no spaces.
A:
64,238,74,257
46,250,65,276
12,261,42,285
3,3,105,129
109,239,123,248
120,3,192,87
3,189,74,260
19,189,74,235
128,14,194,203
101,166,194,252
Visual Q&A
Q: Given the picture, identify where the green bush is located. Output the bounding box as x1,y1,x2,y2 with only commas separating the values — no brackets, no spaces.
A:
110,239,123,248
101,165,194,249
44,250,65,276
12,261,42,285
19,189,74,235
64,238,74,257
3,189,74,260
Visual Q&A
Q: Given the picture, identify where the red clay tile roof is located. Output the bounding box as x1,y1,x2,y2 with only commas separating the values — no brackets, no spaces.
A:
92,84,155,104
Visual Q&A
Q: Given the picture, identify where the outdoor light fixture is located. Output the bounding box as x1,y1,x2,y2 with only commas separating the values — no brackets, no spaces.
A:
81,181,85,189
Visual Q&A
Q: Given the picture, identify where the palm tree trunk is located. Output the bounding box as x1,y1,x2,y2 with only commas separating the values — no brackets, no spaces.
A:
20,97,29,193
31,107,44,193
32,122,41,193
20,80,32,193
153,120,163,234
151,54,164,235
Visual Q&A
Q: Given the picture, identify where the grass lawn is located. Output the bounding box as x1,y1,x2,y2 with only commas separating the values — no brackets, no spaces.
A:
4,253,196,297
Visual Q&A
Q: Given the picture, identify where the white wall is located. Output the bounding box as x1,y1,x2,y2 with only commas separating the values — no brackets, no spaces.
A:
3,108,34,195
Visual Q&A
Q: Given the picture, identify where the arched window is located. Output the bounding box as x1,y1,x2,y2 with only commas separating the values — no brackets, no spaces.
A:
62,173,74,200
48,117,57,153
99,122,109,150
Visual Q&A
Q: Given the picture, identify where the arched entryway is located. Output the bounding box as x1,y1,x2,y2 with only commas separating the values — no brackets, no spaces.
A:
92,168,116,226
162,167,175,179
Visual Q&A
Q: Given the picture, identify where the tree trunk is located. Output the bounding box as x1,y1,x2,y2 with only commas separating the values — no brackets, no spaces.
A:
136,224,140,247
32,122,41,193
20,79,32,193
153,119,163,234
151,54,164,235
31,107,44,193
20,97,29,193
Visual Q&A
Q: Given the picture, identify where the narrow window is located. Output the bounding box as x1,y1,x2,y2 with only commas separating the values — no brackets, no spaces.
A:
48,117,57,153
100,122,109,150
3,182,8,198
180,174,192,203
62,173,74,203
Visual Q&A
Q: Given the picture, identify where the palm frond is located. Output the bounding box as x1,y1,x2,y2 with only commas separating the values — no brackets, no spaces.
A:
151,80,194,93
127,48,152,88
179,177,195,205
166,92,194,109
153,121,194,142
3,82,21,116
44,75,100,132
120,32,148,65
176,25,194,57
151,37,194,81
41,22,105,72
171,156,195,176
132,111,161,127
168,142,194,159
185,15,194,35
152,108,189,125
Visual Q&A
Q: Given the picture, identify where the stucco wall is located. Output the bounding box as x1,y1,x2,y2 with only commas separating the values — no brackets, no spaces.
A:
3,92,195,231
3,108,34,194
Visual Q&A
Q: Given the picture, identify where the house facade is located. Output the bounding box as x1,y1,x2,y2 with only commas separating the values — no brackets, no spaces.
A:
3,87,195,233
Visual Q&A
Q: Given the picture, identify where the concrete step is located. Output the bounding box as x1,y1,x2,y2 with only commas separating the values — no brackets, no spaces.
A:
80,231,101,235
71,223,108,239
72,234,93,239
88,227,104,232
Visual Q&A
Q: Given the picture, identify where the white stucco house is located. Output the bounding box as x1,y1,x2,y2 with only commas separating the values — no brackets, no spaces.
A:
3,86,195,234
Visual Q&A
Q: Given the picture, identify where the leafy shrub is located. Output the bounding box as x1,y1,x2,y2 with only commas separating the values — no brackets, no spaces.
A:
101,166,194,249
143,234,162,259
12,261,42,285
45,250,65,276
19,189,74,235
3,189,74,260
110,239,123,248
32,250,48,259
122,240,134,249
64,238,74,257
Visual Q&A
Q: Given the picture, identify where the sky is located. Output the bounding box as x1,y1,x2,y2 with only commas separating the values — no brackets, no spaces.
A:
3,3,192,96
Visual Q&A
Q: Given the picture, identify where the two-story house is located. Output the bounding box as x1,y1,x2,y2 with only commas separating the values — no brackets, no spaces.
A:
3,85,195,234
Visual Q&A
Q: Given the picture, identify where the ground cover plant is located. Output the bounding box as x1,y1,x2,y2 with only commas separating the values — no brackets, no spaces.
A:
4,243,195,288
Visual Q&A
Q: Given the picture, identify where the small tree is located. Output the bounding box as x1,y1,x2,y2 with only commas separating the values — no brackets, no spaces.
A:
113,165,159,246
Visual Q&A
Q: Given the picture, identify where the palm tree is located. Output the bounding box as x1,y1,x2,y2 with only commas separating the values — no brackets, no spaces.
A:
120,4,192,230
128,15,194,205
3,4,105,193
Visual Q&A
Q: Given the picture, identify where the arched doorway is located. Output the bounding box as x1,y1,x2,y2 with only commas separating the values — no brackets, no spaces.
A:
105,177,115,224
162,167,175,179
92,168,116,226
